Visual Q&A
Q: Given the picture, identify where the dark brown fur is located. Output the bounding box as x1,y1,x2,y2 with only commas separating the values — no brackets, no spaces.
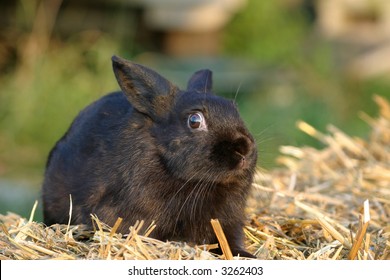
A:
42,56,257,257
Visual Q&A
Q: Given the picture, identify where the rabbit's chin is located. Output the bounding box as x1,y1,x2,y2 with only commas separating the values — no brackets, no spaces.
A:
200,165,254,186
170,165,252,186
221,170,253,185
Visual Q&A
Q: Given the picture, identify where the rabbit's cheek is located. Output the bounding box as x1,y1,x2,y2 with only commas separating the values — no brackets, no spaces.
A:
168,139,181,152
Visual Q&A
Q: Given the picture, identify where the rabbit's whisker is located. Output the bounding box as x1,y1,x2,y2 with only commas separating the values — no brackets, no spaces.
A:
173,175,205,235
234,82,243,103
166,170,200,208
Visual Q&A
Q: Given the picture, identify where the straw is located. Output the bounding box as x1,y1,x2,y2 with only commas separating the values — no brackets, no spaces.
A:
210,219,233,260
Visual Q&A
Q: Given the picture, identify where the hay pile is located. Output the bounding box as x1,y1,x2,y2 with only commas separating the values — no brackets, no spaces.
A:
1,96,389,260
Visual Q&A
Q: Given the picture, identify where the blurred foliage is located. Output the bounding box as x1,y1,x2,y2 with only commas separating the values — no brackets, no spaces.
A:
0,37,118,177
0,1,121,180
224,0,309,63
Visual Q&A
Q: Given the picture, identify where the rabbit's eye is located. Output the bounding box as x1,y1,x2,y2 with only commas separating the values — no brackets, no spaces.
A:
188,112,207,131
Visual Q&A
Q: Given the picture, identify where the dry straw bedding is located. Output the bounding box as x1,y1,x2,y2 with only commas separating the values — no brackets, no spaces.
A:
1,96,389,260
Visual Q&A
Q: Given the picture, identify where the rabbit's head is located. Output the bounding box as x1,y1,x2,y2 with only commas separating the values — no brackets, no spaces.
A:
112,56,257,185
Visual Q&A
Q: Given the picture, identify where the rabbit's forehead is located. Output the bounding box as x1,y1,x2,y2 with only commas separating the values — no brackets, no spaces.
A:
176,92,237,113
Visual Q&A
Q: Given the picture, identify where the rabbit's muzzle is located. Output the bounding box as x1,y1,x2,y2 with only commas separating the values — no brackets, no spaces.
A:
211,134,256,171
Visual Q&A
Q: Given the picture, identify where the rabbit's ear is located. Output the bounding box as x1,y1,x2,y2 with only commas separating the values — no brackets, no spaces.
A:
112,55,179,119
187,69,213,94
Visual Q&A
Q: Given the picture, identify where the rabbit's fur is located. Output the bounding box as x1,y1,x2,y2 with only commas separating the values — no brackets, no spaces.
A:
42,56,257,257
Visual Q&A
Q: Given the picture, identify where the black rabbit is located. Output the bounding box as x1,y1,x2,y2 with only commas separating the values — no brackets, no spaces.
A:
42,56,257,257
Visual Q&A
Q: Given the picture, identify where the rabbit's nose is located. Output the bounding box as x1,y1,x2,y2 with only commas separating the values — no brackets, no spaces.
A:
234,151,246,169
210,133,255,171
231,136,254,169
232,136,251,157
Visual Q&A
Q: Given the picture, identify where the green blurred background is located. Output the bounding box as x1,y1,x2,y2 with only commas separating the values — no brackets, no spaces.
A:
0,0,389,220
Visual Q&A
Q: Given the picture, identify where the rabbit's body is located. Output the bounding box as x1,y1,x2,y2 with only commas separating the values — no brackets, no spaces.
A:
42,56,257,257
